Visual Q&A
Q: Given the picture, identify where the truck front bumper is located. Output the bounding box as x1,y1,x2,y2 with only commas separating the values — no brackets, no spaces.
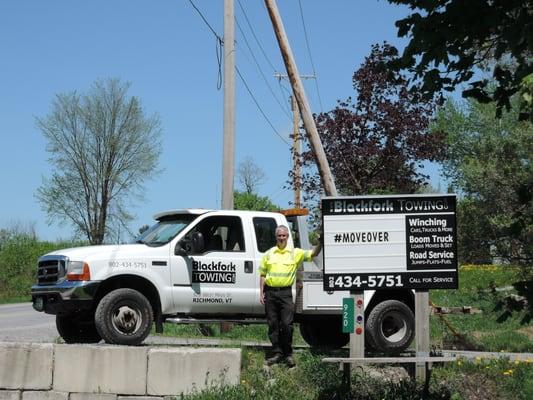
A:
31,281,101,315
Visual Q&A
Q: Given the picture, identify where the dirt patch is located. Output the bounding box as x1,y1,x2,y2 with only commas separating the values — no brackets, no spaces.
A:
470,325,533,340
357,365,410,383
517,325,533,339
457,372,500,400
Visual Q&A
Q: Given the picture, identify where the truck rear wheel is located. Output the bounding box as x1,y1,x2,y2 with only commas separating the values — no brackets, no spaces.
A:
95,288,153,345
299,318,349,349
366,300,414,354
56,313,101,344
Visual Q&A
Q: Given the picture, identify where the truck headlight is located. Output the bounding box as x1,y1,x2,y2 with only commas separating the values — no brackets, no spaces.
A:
66,261,91,281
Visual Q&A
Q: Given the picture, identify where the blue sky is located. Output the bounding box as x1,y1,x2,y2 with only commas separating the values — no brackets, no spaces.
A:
0,0,441,242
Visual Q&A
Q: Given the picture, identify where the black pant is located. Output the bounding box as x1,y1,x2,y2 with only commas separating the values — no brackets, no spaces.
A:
264,286,294,357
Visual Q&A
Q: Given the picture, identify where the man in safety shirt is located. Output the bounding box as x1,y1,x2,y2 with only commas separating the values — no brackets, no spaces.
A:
259,225,322,367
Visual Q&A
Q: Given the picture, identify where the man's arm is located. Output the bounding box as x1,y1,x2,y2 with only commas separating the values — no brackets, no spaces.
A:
260,275,266,305
259,252,268,305
311,234,323,257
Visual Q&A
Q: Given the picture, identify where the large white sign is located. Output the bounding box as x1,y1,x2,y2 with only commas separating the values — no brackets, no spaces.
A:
322,194,457,291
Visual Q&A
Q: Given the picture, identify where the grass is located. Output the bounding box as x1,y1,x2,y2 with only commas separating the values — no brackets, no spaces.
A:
173,348,533,400
430,264,533,352
158,322,307,346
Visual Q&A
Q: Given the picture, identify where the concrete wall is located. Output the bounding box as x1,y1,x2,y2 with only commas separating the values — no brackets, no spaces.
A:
0,343,241,399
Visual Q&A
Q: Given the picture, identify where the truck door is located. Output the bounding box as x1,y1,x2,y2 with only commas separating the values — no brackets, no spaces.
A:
251,216,281,314
170,215,255,314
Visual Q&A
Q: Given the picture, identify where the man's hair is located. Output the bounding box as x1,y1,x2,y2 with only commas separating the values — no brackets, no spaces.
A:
275,225,289,234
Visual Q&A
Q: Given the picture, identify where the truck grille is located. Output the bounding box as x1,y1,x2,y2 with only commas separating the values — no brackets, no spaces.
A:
37,258,66,284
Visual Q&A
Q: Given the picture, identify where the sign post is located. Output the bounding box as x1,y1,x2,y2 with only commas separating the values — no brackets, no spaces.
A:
349,291,365,360
415,290,430,381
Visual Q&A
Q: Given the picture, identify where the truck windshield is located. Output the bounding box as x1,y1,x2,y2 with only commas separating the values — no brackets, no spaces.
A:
134,215,197,246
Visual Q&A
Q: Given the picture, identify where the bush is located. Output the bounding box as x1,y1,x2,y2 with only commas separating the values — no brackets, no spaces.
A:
0,235,82,301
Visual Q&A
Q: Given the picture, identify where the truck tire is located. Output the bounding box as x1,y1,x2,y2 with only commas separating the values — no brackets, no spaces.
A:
56,314,101,344
95,288,153,345
299,318,349,349
366,300,414,354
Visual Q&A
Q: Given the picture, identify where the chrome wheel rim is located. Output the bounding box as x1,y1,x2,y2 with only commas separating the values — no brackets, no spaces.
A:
111,305,142,335
381,311,407,343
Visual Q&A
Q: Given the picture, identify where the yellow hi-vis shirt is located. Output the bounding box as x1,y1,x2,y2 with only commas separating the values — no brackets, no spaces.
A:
259,246,313,287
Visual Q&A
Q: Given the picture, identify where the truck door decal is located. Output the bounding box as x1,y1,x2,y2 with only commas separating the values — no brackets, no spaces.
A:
191,260,236,283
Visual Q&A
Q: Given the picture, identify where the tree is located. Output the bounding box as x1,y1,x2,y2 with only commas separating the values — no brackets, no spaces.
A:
233,191,279,212
234,158,277,211
237,157,266,194
296,43,445,202
387,0,533,120
36,79,162,244
434,95,532,267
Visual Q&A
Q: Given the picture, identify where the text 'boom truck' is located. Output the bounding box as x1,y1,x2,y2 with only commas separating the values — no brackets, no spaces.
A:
30,194,457,353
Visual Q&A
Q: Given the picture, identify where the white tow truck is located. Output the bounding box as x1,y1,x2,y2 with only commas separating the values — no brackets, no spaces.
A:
31,207,415,353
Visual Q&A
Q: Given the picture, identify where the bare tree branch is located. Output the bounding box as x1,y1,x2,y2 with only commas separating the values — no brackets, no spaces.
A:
36,78,162,244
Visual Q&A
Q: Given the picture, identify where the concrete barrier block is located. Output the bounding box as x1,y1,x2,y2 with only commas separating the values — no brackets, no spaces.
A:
70,394,116,400
22,391,68,400
146,348,241,396
0,391,20,400
118,397,163,400
53,345,147,395
0,343,53,390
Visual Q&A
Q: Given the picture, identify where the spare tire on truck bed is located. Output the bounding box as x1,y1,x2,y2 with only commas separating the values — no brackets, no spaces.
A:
299,299,415,354
365,299,415,354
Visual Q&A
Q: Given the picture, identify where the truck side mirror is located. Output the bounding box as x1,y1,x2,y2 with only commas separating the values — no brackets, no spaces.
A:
175,232,205,256
175,239,190,256
191,232,205,254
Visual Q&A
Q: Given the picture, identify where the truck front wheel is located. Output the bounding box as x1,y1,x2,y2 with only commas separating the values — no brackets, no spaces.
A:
366,300,414,354
95,288,153,345
299,318,349,349
56,313,101,344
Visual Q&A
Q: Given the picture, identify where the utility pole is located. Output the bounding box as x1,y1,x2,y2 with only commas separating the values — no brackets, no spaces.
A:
265,0,337,197
221,0,235,210
275,72,314,209
220,0,235,334
291,95,301,209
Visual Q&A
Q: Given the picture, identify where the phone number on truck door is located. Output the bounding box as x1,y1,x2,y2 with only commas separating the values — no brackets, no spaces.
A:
327,274,404,289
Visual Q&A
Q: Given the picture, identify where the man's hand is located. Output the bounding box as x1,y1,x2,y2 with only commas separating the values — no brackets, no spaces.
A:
260,292,265,305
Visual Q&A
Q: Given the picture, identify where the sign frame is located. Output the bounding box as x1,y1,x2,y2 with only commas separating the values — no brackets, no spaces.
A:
322,194,458,291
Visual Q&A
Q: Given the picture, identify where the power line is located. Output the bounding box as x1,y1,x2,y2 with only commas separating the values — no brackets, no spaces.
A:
186,0,290,147
236,0,277,72
270,181,290,202
187,0,223,89
235,17,292,120
235,66,290,146
297,0,324,113
187,0,223,43
235,0,292,119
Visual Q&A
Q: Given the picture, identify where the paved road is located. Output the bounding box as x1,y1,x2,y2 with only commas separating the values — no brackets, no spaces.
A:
0,302,268,347
0,302,58,342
